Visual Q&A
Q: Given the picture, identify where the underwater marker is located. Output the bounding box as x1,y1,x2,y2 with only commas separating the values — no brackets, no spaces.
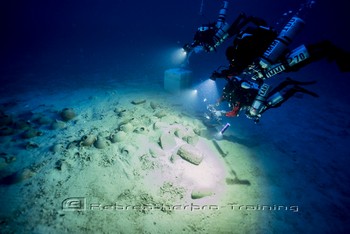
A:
214,123,230,140
220,123,230,134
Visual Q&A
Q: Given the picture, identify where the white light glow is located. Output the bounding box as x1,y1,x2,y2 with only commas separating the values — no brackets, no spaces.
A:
186,89,198,99
194,79,220,103
171,48,188,65
214,132,223,140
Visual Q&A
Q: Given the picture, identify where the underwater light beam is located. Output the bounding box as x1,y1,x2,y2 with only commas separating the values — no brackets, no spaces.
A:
185,89,199,101
195,78,220,103
171,48,188,65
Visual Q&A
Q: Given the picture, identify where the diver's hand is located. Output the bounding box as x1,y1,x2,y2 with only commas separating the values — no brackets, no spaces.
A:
214,110,223,117
193,46,204,54
210,69,231,80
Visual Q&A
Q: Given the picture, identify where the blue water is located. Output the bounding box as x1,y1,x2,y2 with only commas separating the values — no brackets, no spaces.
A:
1,0,349,92
1,0,350,233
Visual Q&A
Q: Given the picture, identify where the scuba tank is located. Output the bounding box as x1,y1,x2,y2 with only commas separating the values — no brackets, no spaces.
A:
264,44,311,78
248,83,270,117
213,1,230,50
259,16,305,69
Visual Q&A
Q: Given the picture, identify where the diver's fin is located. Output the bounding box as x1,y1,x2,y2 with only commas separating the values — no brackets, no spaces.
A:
286,77,317,85
335,52,350,72
293,85,319,97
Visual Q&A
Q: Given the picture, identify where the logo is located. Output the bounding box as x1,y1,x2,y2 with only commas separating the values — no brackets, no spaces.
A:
265,64,285,78
62,197,86,211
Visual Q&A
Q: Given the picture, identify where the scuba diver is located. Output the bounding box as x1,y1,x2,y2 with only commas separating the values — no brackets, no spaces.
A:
211,75,319,123
183,0,350,123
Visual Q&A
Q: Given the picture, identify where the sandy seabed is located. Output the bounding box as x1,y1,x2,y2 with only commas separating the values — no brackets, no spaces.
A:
0,76,349,233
